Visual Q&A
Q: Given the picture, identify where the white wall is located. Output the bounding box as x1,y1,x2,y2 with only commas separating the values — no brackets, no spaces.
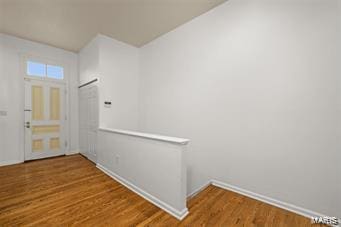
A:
97,129,188,219
79,35,140,131
336,0,341,216
0,35,7,162
98,35,140,130
79,37,100,86
0,33,79,164
79,35,187,218
139,0,340,217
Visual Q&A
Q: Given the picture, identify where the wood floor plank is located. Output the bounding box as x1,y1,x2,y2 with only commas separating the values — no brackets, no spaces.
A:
0,155,325,226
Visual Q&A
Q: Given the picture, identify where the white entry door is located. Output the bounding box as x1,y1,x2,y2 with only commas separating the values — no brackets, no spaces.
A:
24,79,66,160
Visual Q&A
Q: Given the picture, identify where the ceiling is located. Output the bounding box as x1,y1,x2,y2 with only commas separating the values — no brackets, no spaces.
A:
0,0,226,52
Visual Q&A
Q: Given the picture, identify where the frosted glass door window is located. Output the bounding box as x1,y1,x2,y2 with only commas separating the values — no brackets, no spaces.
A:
26,61,64,80
27,61,46,77
47,65,64,79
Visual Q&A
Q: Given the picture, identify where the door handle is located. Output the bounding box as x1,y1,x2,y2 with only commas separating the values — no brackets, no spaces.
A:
25,122,30,128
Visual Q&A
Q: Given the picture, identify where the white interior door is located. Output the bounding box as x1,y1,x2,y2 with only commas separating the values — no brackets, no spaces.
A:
24,79,66,160
79,85,98,163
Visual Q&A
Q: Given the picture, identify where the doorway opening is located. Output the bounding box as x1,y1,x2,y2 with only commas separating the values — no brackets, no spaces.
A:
23,59,67,161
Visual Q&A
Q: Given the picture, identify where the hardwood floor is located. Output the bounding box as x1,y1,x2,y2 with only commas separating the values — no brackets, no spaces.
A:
0,155,322,226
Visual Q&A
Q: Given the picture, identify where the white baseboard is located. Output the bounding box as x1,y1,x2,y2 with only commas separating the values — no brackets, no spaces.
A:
97,163,189,220
66,150,80,155
187,181,211,199
0,160,22,167
211,179,328,220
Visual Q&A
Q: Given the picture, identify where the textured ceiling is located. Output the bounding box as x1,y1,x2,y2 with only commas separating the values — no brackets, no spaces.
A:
0,0,226,52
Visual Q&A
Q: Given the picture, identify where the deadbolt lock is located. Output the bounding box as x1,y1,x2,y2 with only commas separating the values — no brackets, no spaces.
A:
25,122,31,128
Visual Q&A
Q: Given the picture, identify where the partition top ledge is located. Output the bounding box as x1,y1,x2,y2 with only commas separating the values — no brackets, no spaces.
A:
99,127,190,145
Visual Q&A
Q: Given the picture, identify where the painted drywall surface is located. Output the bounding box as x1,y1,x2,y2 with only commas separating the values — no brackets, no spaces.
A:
98,35,140,130
79,35,185,215
139,0,340,217
0,34,21,164
78,37,100,86
0,35,8,162
79,35,140,131
0,33,79,163
335,0,341,216
97,129,187,215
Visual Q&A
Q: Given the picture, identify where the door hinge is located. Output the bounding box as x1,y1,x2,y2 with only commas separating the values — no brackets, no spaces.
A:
65,141,68,148
65,115,67,120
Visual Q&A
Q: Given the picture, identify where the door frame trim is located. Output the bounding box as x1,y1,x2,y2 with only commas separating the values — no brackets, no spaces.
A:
20,53,70,161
